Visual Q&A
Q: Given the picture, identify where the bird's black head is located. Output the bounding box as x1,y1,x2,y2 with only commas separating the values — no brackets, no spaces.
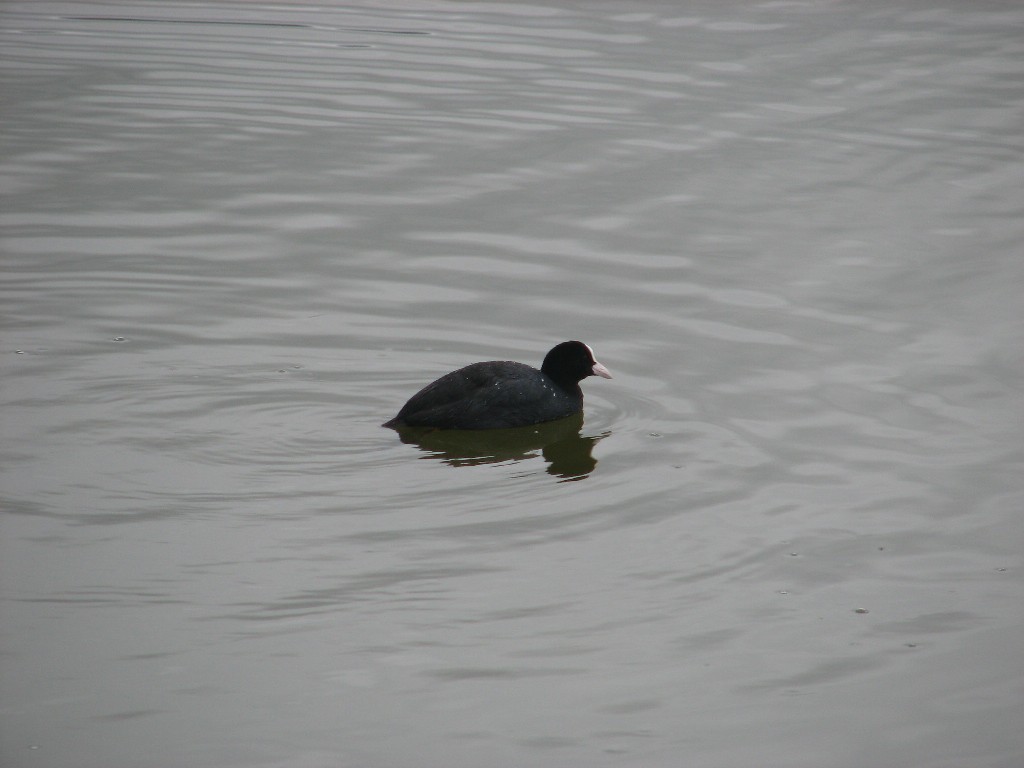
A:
541,341,612,390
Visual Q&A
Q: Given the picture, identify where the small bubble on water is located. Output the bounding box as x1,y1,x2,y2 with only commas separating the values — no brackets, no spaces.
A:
112,336,126,342
995,567,1007,572
776,590,789,595
789,552,799,557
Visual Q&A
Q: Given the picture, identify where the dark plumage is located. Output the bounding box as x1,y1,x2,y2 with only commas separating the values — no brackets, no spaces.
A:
383,340,612,430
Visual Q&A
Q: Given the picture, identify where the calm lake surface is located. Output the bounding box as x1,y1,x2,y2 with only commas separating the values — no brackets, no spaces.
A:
2,1,1022,766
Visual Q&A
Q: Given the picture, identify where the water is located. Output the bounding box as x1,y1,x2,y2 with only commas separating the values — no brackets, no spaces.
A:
2,1,1023,766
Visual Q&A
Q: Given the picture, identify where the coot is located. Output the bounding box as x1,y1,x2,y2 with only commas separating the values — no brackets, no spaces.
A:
383,340,612,430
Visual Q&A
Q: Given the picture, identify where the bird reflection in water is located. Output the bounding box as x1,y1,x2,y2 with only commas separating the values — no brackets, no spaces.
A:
390,413,608,480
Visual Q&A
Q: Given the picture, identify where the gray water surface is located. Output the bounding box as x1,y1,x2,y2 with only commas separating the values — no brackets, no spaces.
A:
2,2,1023,767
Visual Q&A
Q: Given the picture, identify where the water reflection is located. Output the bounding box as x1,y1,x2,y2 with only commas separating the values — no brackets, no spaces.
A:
389,414,608,480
